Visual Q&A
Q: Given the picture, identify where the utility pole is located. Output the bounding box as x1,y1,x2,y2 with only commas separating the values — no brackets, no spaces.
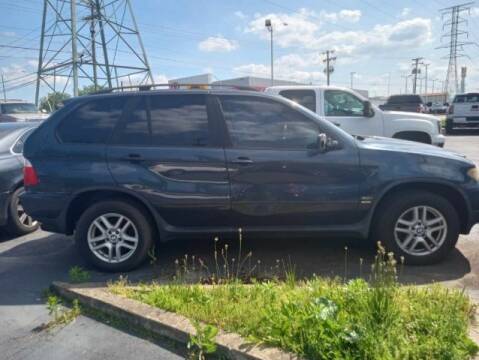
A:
411,57,423,94
460,66,467,93
323,50,336,86
71,0,79,97
1,72,6,101
387,72,391,96
437,2,475,97
401,74,411,94
350,72,356,89
422,63,430,102
265,19,274,86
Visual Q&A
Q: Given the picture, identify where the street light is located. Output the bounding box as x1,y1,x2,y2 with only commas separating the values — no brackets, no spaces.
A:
350,72,356,89
265,19,287,86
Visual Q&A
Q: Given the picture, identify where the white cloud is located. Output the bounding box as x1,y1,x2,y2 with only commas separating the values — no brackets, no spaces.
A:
0,31,16,37
400,8,411,17
234,11,246,19
233,53,326,84
198,36,238,52
155,74,169,84
471,7,479,17
245,9,319,48
338,10,362,23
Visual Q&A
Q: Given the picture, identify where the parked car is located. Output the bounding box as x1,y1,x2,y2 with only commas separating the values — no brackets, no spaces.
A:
378,94,426,113
0,100,49,123
0,122,39,236
265,86,444,146
446,93,479,134
428,102,449,114
21,89,479,271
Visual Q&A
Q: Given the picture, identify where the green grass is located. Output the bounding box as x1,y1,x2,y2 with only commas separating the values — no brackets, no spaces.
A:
110,279,478,360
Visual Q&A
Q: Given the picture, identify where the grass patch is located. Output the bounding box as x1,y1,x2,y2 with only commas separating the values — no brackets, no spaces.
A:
111,241,478,360
111,280,477,359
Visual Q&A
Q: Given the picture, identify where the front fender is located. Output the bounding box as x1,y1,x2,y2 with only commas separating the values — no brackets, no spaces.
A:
388,118,435,136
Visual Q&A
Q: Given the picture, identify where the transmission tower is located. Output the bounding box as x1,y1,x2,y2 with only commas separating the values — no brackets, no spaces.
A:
437,2,476,97
35,0,153,105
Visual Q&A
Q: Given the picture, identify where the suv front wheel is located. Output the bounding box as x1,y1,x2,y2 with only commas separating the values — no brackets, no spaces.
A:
373,191,460,265
76,200,153,272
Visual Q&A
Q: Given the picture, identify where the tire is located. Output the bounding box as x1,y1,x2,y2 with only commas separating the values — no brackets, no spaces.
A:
5,187,39,236
75,200,154,272
372,191,460,265
445,119,454,135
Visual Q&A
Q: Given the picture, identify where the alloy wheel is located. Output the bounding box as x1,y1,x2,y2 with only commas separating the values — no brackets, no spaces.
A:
16,200,37,228
87,213,139,264
394,206,447,256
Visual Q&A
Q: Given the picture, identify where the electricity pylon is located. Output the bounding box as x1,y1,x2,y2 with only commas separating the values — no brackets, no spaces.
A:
35,0,153,105
437,2,476,97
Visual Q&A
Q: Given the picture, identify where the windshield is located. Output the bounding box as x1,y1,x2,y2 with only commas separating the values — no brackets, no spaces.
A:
1,103,38,114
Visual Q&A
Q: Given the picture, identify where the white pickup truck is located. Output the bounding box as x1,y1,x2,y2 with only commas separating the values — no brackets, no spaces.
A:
265,86,445,147
446,93,479,134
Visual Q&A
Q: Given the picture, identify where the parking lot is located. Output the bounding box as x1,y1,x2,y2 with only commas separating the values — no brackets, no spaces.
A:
1,132,479,359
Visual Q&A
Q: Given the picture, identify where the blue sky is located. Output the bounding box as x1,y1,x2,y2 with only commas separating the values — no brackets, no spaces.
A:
1,0,479,102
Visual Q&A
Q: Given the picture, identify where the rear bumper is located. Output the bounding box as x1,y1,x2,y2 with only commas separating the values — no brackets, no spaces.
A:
448,117,479,127
20,191,69,233
0,191,10,226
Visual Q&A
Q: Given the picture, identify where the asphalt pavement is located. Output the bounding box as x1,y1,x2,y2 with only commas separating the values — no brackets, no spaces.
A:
1,132,478,359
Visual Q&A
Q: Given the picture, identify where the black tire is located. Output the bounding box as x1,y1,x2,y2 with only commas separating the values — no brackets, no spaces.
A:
445,119,454,135
5,187,39,236
372,191,460,265
75,200,154,272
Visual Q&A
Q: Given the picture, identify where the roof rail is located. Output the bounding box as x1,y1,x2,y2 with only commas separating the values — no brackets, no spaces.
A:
92,83,261,95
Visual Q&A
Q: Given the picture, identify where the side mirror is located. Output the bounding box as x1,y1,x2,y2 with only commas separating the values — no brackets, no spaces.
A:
317,133,328,153
363,101,374,117
426,102,432,107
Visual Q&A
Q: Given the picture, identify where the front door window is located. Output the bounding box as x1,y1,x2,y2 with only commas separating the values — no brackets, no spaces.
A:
324,90,365,117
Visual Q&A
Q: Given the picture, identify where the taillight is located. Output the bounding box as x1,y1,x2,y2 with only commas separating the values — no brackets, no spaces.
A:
23,159,39,187
448,104,454,114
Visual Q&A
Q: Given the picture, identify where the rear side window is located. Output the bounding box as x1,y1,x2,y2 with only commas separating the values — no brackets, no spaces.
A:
57,97,124,144
112,98,149,145
388,95,422,104
279,90,316,112
149,94,209,147
454,94,479,103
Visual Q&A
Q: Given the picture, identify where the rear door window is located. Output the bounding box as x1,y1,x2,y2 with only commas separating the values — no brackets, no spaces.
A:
149,94,210,147
111,97,150,146
57,97,125,144
279,90,316,112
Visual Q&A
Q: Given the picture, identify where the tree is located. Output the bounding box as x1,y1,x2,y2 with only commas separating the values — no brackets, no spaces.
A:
78,84,105,96
39,92,71,112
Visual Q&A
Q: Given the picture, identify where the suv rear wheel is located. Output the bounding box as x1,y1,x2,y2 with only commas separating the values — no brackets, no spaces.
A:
76,200,153,272
373,191,459,265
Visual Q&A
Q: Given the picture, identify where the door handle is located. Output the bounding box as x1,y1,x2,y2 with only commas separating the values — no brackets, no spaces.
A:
231,156,253,165
123,153,144,161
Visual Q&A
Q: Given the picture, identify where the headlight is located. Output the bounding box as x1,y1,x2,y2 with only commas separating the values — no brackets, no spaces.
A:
468,167,479,181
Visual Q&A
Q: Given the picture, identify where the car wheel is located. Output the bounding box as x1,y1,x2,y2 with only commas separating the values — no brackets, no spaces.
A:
6,187,39,236
76,200,154,272
445,120,454,135
373,191,459,265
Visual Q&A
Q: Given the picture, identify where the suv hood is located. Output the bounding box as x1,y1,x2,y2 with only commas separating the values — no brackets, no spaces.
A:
357,136,473,164
382,110,438,123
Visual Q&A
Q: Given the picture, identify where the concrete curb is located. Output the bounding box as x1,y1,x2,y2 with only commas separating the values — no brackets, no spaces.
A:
51,281,300,360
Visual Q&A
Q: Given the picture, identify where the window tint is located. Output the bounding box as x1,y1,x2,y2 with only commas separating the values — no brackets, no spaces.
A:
279,90,316,112
149,94,209,147
11,128,34,154
324,90,365,117
388,95,423,104
57,98,124,144
219,96,319,149
112,98,149,145
454,94,479,103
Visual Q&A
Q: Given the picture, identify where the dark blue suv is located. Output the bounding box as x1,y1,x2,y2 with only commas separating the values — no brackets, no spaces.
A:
21,89,479,271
